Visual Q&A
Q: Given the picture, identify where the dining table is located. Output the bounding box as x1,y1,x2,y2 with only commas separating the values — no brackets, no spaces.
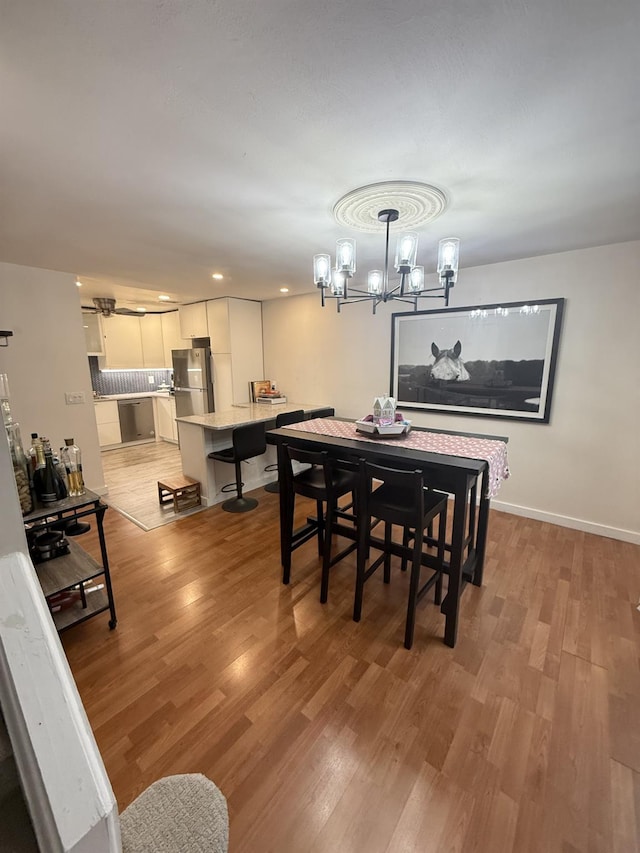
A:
267,417,510,647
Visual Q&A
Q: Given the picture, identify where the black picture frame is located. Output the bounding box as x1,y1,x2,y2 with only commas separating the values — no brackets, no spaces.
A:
390,298,565,423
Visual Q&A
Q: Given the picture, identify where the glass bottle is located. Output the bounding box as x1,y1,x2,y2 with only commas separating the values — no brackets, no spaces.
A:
62,437,85,496
7,421,33,515
56,448,69,493
33,438,67,503
28,433,40,473
0,373,12,427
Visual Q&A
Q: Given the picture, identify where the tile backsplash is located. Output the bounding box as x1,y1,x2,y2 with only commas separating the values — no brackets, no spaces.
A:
89,357,172,395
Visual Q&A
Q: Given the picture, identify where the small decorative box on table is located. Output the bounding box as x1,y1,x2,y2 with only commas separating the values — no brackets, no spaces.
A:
355,396,411,437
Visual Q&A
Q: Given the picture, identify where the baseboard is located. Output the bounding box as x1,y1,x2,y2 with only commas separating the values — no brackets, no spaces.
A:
491,500,640,545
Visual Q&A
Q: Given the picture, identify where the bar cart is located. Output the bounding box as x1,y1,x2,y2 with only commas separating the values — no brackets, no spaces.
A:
22,489,117,632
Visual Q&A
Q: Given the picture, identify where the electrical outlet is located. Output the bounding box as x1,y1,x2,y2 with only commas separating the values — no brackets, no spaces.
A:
65,391,85,405
148,375,155,385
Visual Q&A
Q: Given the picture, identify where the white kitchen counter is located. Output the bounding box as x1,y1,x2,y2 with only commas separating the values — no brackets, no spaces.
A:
176,401,330,505
93,391,172,401
176,402,326,430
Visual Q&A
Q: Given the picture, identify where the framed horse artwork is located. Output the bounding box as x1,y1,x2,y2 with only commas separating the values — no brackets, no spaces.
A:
390,298,565,423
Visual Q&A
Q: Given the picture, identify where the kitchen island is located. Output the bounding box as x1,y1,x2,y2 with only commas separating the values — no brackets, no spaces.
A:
176,402,330,505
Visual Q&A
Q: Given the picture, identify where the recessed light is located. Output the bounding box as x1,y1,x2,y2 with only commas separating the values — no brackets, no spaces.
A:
280,287,289,293
212,273,224,280
76,279,82,287
158,295,171,301
136,307,146,313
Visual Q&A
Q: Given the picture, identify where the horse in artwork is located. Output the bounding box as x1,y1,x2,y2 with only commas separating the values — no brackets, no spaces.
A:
430,340,470,381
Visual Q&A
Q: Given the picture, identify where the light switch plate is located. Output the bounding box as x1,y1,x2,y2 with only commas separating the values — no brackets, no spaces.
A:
65,391,85,405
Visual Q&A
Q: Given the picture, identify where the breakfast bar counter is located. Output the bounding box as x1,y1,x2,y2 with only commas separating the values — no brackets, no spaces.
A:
176,402,329,505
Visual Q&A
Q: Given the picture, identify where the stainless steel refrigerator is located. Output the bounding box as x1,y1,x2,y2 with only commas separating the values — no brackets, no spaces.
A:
172,347,215,417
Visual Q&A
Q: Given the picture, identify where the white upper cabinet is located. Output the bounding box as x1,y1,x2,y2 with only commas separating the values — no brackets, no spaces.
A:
228,299,264,404
99,314,165,369
140,314,165,368
161,311,183,368
206,299,231,353
100,315,144,369
178,302,208,339
206,297,264,405
82,311,104,355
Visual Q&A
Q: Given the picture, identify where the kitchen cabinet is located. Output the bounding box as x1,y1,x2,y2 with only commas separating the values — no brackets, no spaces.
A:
206,299,231,352
23,490,117,633
140,314,165,368
94,400,122,447
100,314,144,369
179,302,208,339
161,311,183,368
98,314,165,369
155,395,178,442
82,311,104,355
206,298,264,405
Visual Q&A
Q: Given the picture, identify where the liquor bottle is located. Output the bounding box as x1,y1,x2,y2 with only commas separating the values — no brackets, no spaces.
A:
62,438,85,496
56,448,70,493
28,433,40,473
33,438,67,503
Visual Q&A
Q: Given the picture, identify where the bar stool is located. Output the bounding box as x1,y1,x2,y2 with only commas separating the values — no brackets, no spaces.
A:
354,460,448,649
306,407,335,419
281,444,358,603
264,409,305,493
208,422,267,513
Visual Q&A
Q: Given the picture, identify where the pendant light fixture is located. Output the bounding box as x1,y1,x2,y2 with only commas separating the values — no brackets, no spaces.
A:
313,182,461,313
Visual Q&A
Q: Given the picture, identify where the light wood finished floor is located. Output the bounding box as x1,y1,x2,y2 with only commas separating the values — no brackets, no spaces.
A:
101,441,206,530
62,495,640,852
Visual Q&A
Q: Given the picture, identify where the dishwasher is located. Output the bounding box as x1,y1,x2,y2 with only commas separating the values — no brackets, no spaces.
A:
117,398,156,443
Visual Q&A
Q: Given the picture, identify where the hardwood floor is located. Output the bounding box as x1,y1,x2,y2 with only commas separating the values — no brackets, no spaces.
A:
61,495,640,852
101,441,206,530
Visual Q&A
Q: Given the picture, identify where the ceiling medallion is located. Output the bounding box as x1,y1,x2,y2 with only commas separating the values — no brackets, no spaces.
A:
332,181,448,233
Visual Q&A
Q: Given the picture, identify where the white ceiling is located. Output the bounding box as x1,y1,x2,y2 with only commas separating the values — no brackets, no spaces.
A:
1,0,639,311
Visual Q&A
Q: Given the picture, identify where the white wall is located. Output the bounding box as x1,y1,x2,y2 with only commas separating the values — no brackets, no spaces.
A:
0,262,105,493
263,241,640,543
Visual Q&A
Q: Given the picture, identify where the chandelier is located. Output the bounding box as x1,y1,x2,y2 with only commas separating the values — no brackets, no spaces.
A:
313,182,460,313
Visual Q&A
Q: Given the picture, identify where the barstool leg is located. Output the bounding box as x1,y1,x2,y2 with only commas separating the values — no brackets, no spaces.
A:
383,522,392,583
353,510,369,622
316,499,325,556
235,460,243,499
221,459,258,513
435,504,447,606
282,481,295,584
404,534,423,650
320,501,334,604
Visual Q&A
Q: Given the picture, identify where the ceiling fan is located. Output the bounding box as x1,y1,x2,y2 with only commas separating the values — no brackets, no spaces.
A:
83,297,146,317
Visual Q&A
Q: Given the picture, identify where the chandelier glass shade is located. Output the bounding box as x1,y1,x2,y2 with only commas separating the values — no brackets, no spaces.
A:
314,209,460,313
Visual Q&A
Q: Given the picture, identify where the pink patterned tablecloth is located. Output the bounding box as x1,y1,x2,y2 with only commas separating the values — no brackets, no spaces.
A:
289,419,510,498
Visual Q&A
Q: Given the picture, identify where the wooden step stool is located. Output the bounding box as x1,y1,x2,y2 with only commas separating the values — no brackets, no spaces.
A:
157,475,201,513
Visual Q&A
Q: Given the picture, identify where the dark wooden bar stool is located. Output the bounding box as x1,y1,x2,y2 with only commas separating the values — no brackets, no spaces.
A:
264,409,305,493
354,460,448,649
281,444,358,603
306,407,335,419
208,422,266,513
